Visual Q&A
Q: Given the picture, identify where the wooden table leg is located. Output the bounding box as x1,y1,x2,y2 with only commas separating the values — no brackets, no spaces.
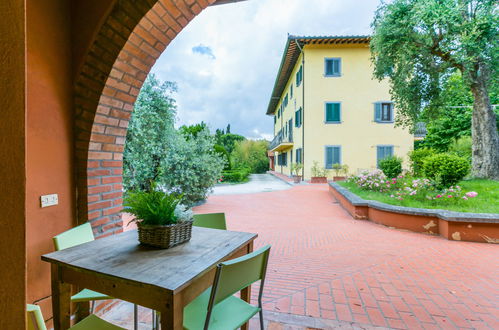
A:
160,294,183,330
240,241,254,330
51,264,71,330
75,301,90,323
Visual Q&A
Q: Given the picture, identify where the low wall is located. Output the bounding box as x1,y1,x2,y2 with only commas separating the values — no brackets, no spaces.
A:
329,183,499,243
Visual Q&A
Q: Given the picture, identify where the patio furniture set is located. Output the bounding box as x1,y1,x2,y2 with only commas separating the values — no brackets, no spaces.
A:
28,213,271,330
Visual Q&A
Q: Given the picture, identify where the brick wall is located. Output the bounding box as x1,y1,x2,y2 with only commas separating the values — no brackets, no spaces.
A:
74,0,216,237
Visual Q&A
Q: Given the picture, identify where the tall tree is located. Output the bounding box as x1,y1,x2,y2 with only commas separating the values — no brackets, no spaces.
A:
371,0,499,179
421,72,499,151
123,74,177,191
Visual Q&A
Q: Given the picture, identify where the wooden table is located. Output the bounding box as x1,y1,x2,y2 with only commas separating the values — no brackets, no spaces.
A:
42,227,257,329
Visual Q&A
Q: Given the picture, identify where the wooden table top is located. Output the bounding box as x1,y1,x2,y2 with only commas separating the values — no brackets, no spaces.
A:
42,227,257,293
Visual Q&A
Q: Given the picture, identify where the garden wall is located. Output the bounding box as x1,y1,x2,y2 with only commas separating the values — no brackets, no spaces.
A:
329,183,499,243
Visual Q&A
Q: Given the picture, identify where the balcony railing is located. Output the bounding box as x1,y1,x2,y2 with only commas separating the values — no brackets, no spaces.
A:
269,130,293,151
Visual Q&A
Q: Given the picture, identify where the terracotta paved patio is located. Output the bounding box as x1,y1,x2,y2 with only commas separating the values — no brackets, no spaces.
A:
193,184,499,329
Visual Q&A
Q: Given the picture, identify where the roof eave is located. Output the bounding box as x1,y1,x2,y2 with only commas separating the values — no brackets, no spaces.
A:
265,35,371,116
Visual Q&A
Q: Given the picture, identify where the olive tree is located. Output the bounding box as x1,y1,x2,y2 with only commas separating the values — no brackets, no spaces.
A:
123,74,177,191
371,0,499,179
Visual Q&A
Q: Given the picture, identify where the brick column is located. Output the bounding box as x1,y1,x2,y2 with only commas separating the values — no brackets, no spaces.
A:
74,0,216,237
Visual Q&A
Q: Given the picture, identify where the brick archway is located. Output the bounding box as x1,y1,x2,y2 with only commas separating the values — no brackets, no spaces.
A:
75,0,219,236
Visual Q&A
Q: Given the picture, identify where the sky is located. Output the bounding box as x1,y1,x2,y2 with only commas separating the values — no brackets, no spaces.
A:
151,0,381,140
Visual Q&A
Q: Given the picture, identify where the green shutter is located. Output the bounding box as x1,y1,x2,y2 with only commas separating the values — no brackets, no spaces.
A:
333,59,340,75
374,103,381,122
326,147,333,168
326,103,340,122
332,103,340,122
377,146,383,167
326,103,333,121
326,59,333,75
333,147,340,164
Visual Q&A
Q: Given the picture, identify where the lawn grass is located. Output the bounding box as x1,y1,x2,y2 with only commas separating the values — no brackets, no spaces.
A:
338,179,499,213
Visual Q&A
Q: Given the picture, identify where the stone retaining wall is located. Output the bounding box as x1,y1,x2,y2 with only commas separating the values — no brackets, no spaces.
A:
329,182,499,243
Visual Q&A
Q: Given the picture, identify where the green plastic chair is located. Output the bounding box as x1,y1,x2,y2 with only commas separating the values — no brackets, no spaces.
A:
27,304,124,330
53,223,139,329
193,213,227,230
53,223,113,309
183,245,271,330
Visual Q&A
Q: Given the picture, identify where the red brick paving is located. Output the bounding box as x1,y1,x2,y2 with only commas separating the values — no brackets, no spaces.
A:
194,184,499,329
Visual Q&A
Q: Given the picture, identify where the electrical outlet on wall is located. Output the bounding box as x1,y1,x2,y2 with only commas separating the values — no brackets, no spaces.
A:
41,194,58,208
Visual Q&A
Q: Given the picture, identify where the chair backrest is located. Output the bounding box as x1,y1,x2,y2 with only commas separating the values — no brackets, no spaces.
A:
193,213,227,230
53,222,95,251
27,304,47,330
210,245,271,306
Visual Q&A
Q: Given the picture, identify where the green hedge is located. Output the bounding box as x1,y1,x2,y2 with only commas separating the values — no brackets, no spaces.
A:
409,148,435,177
221,168,251,183
423,153,470,188
379,156,403,179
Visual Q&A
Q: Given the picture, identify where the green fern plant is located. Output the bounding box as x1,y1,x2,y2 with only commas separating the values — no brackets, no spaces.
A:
123,189,183,226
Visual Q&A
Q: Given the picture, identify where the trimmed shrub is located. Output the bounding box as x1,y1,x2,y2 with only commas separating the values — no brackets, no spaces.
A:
423,153,470,188
221,168,250,183
379,156,403,179
408,148,435,177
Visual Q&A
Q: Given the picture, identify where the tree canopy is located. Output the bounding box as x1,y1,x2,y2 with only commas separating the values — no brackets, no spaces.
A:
123,74,225,205
421,72,499,151
371,0,499,178
123,74,177,191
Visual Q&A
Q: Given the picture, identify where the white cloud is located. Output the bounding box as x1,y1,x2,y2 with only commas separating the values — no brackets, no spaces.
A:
152,0,381,138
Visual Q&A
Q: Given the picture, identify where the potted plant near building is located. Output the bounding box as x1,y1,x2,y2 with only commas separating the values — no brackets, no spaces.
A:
123,187,194,249
310,161,329,183
291,162,303,183
332,163,349,182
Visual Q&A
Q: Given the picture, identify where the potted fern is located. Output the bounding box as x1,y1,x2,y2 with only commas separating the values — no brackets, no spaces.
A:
332,163,349,182
123,188,194,249
290,162,303,183
310,161,329,183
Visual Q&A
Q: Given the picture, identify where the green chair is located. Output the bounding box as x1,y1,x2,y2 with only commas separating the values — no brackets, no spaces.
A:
27,304,124,330
183,245,271,330
193,213,227,230
53,223,139,329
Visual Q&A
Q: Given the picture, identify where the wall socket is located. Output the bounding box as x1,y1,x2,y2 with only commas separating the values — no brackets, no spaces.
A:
41,194,58,208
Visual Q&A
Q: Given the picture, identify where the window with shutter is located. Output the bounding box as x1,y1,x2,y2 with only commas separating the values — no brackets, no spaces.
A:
325,146,341,169
376,145,394,167
296,66,303,87
290,85,293,99
374,102,393,123
295,108,302,127
325,103,341,123
296,148,302,163
325,58,341,76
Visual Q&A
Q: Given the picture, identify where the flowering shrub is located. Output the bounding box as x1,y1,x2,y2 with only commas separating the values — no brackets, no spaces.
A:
350,170,392,192
350,170,478,203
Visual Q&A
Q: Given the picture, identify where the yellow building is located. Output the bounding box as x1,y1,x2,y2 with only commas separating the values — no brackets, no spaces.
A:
267,35,413,180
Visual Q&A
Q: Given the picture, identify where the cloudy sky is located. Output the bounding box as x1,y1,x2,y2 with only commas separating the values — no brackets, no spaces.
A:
151,0,381,140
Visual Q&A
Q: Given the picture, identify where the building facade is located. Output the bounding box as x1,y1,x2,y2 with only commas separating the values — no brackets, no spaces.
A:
267,36,414,180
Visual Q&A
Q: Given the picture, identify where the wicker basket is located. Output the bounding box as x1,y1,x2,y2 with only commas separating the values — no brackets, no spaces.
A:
137,220,193,249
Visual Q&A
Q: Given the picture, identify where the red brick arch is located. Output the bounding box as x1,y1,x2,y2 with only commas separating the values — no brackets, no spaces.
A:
74,0,219,237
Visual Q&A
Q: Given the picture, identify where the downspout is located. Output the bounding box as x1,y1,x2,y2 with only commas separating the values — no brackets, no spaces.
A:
294,39,305,181
281,99,284,174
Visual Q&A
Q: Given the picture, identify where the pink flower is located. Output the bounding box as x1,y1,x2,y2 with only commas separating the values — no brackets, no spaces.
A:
436,194,442,198
462,196,468,200
465,191,478,198
447,195,453,198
